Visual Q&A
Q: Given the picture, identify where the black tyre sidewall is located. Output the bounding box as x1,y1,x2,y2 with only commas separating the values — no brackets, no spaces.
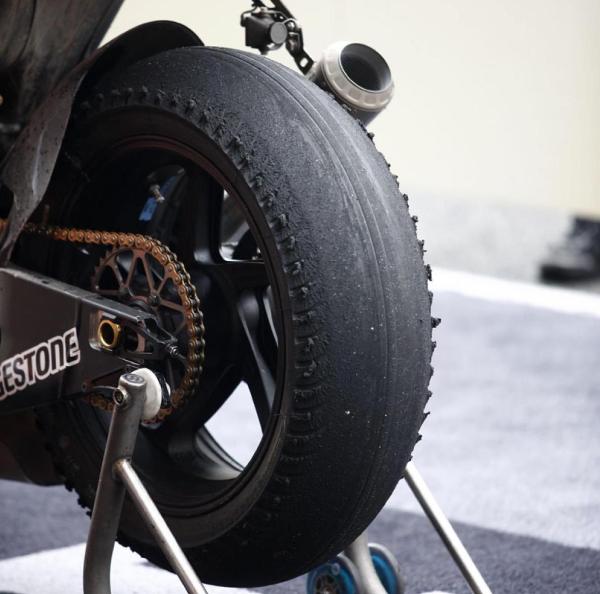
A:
43,47,432,586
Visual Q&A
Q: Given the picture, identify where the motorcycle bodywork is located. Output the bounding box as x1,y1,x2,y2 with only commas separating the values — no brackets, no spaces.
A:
0,0,202,263
0,0,203,483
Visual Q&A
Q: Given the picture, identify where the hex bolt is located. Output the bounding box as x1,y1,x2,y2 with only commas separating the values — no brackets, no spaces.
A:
149,184,165,203
113,387,128,407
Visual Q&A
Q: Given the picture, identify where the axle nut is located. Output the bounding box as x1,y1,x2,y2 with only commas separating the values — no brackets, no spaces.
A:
98,319,122,350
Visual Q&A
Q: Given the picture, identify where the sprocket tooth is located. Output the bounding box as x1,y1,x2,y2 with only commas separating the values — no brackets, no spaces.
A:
14,220,206,422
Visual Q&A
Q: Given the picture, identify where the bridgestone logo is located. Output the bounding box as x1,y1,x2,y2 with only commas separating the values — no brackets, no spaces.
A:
0,328,80,400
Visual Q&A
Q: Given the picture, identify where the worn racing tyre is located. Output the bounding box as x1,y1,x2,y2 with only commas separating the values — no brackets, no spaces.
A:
30,47,433,587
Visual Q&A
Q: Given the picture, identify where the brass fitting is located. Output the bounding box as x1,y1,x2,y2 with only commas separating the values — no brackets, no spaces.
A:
97,319,122,350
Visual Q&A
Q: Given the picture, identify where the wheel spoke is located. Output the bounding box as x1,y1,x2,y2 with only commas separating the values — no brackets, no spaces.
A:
107,260,125,286
159,365,242,440
260,289,279,357
167,426,243,478
124,254,140,290
212,260,268,291
261,287,279,349
156,273,169,294
238,291,277,432
187,257,268,300
221,194,250,247
160,299,187,313
140,254,157,291
186,175,224,265
195,365,243,428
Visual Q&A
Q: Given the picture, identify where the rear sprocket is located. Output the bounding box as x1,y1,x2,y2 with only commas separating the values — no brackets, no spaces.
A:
91,242,205,420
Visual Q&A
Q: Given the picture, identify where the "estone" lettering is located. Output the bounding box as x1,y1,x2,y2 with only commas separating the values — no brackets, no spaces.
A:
0,328,80,400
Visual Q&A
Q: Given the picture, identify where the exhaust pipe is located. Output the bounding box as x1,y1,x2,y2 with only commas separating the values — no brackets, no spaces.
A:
308,41,394,125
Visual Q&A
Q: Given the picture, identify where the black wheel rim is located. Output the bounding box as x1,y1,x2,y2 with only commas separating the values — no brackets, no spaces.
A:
30,134,287,515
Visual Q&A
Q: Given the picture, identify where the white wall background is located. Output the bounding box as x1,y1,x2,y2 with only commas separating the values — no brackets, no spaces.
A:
106,1,600,215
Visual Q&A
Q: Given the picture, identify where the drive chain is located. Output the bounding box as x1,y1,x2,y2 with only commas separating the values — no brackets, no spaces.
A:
5,220,205,421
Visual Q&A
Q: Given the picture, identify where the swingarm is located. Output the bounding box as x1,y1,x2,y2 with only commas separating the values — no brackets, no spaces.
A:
0,266,172,414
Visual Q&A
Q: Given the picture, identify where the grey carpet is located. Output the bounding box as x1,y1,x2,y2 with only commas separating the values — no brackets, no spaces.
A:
0,285,598,593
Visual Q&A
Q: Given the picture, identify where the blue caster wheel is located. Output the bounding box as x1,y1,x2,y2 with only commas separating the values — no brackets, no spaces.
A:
306,554,361,594
368,544,405,594
306,545,404,594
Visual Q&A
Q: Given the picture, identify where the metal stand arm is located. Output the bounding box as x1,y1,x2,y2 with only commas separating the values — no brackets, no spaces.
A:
404,461,493,594
345,531,389,594
114,458,204,594
84,370,491,594
83,372,207,594
340,462,493,594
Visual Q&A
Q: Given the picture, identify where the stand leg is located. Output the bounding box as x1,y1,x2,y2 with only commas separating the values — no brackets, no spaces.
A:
345,532,389,594
83,371,207,594
404,461,493,594
114,459,206,594
83,373,147,594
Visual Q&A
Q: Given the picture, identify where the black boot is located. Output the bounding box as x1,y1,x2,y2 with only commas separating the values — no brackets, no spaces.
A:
540,217,600,282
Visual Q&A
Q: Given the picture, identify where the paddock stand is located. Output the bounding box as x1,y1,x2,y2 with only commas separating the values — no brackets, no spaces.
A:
306,463,493,594
83,371,493,594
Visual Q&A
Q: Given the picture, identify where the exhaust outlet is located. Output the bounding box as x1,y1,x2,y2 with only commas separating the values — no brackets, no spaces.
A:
308,41,394,125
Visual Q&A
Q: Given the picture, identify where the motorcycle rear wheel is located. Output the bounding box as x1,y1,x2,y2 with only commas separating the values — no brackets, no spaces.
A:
31,47,432,587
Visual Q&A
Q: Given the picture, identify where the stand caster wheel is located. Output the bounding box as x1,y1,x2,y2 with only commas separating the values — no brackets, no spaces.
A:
307,545,404,594
368,544,405,594
307,554,361,594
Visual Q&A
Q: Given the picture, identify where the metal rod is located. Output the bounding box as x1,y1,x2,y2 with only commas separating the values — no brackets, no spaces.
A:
83,373,148,594
114,458,207,594
404,461,493,594
83,370,207,594
344,531,388,594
